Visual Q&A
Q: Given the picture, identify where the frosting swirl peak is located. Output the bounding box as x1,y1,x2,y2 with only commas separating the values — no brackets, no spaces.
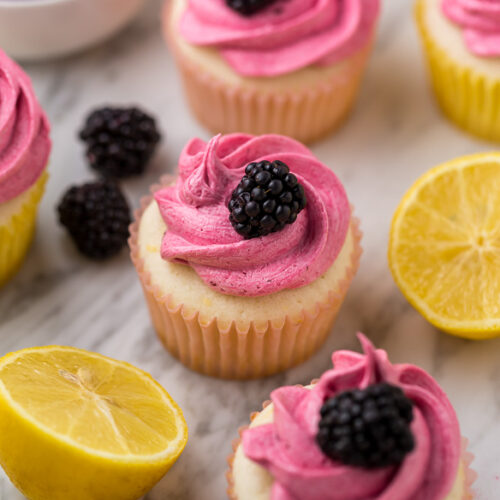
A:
242,334,461,500
0,50,51,204
179,0,380,76
154,134,350,297
442,0,500,57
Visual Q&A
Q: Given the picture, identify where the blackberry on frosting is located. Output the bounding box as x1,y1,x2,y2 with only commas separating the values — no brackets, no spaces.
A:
317,382,415,468
228,160,307,239
225,0,277,16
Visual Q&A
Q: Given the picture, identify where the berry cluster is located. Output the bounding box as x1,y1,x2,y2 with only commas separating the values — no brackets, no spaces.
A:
226,0,277,16
228,160,307,239
79,107,160,178
316,383,415,468
58,181,131,260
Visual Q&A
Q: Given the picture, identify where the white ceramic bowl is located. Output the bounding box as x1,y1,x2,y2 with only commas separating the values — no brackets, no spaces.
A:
0,0,148,61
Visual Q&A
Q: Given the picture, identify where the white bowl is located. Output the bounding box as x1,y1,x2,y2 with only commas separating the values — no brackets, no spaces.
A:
0,0,148,61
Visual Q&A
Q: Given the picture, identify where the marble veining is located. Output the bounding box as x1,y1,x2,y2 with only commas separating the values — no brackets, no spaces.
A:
0,0,499,498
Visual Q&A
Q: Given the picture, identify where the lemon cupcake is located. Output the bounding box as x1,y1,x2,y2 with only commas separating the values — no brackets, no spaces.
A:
130,133,361,379
228,334,476,500
164,0,380,144
0,50,51,286
416,0,500,142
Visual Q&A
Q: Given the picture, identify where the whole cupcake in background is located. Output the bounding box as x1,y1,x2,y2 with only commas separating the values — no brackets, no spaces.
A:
0,50,51,286
416,0,500,142
129,133,361,379
228,334,476,499
164,0,380,144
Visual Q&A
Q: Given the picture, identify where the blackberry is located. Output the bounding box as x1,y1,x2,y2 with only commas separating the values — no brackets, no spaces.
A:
58,180,131,260
226,0,277,16
79,106,161,178
316,383,415,468
228,160,307,239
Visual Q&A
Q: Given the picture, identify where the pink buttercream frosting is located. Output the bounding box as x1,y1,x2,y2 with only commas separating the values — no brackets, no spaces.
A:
154,133,350,297
0,50,51,204
242,334,462,500
442,0,500,57
178,0,380,76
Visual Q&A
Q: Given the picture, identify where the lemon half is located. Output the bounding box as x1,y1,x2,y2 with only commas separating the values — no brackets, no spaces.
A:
0,346,188,500
389,153,500,339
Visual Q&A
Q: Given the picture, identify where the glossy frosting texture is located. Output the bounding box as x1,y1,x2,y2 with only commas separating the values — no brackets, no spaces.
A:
154,133,350,297
442,0,500,57
179,0,380,76
242,334,461,500
0,50,51,204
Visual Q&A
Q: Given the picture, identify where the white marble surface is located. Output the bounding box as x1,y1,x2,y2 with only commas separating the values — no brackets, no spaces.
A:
0,1,499,498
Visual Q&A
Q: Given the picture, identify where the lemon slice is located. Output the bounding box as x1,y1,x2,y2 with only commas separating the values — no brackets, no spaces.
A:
389,153,500,339
0,346,188,500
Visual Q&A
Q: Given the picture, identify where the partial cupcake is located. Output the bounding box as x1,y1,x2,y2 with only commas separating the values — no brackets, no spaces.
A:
164,0,380,144
0,50,51,286
129,133,361,379
228,334,476,500
416,0,500,142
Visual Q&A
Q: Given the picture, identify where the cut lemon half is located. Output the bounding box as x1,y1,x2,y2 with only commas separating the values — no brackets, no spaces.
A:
389,153,500,339
0,346,188,500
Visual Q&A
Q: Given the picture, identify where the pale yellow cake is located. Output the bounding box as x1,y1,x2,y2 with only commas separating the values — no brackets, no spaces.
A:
137,198,357,328
0,172,45,227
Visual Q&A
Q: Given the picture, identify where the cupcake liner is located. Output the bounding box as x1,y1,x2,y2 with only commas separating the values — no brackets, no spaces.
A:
164,2,373,145
0,171,48,287
416,0,500,142
227,399,477,500
129,178,362,380
460,438,477,500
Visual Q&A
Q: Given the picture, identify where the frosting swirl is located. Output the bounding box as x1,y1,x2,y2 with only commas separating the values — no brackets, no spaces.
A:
0,50,51,204
154,134,350,297
442,0,500,57
242,334,461,500
179,0,380,76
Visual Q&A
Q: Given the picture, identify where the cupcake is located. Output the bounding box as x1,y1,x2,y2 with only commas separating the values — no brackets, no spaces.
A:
228,334,476,500
164,0,380,144
0,50,51,286
129,133,361,379
416,0,500,142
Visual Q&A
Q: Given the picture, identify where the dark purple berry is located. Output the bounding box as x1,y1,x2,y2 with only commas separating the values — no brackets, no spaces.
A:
317,383,415,469
255,170,271,185
268,179,283,195
226,0,277,16
251,187,266,202
57,180,131,259
285,173,298,188
276,205,291,222
228,160,307,239
260,215,276,230
245,201,260,218
279,191,293,204
263,199,276,214
233,207,248,223
79,106,161,178
241,177,255,191
245,163,257,175
272,160,290,178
